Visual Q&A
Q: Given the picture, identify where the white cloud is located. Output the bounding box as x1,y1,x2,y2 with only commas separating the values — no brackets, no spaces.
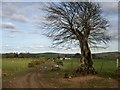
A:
5,35,15,38
2,3,18,18
28,29,41,34
99,2,118,42
11,14,29,23
100,2,118,16
0,11,2,17
2,45,20,51
1,2,43,23
10,29,19,33
109,19,118,32
2,22,15,29
21,44,49,53
31,43,46,49
106,31,118,41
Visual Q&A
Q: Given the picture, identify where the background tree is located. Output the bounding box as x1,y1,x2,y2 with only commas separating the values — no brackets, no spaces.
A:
43,2,110,75
74,53,81,58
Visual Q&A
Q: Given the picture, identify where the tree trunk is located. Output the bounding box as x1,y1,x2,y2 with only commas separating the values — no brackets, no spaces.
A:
74,38,97,76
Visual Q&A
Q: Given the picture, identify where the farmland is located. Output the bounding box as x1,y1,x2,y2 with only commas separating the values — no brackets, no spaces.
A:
2,58,33,79
43,59,117,79
2,56,119,88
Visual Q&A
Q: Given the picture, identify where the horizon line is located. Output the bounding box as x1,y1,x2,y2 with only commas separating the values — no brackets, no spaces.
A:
0,51,119,54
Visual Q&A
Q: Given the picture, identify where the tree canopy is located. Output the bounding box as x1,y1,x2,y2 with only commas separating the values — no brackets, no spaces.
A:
43,2,110,49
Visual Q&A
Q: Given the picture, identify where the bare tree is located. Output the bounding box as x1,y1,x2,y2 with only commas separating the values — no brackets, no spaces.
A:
43,2,110,75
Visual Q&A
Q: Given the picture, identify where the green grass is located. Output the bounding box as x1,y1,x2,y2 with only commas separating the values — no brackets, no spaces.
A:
44,59,117,79
0,59,1,67
64,59,117,78
43,59,80,78
94,59,116,78
2,58,117,80
62,59,79,74
2,58,33,80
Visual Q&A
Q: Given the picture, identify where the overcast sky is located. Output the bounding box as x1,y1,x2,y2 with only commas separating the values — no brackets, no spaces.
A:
0,0,119,54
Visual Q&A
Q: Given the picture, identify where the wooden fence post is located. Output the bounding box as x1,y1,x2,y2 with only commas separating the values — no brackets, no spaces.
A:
116,58,119,69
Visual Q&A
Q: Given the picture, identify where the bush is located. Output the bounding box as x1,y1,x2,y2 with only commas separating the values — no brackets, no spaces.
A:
28,62,35,68
35,60,41,65
57,61,63,66
31,60,41,65
2,73,7,77
64,73,69,78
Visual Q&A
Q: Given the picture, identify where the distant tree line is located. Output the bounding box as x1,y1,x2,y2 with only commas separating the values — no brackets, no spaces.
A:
2,52,118,60
2,52,81,58
2,53,38,58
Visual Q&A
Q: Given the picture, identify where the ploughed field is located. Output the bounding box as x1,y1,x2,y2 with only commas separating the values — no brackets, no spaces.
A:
2,58,119,88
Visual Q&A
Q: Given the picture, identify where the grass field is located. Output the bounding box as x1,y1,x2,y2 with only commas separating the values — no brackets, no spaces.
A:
2,58,118,80
94,60,117,78
43,58,117,79
2,58,33,80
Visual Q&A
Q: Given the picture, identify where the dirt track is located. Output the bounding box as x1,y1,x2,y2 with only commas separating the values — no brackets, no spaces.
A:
4,64,119,88
11,72,52,88
9,65,56,88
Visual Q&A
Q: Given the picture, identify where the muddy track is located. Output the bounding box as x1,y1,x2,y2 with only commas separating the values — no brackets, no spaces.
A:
10,65,54,88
